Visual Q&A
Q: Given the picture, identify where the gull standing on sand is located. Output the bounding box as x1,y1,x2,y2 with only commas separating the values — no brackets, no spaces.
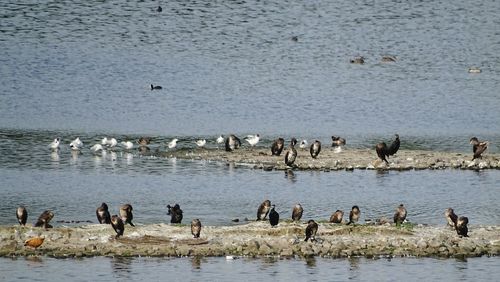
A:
168,138,178,149
196,139,206,148
299,139,308,149
69,137,83,150
244,134,260,147
216,135,224,144
49,138,60,151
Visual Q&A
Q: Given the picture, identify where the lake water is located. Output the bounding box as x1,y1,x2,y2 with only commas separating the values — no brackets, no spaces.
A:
1,0,499,280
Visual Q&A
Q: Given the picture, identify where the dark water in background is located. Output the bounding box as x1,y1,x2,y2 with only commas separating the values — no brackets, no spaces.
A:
1,0,499,280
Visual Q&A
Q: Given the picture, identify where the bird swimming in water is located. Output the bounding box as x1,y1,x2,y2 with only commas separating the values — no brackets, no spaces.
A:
299,139,308,149
137,137,151,146
375,142,389,164
469,137,488,161
329,210,344,224
244,134,260,147
16,206,28,226
120,204,135,226
381,55,397,62
96,202,111,224
347,206,360,225
90,144,104,153
292,203,303,222
196,139,206,148
387,134,400,157
468,67,481,73
34,210,54,229
456,216,469,237
24,237,45,249
167,204,183,224
284,138,298,167
393,204,407,226
350,56,365,64
168,138,178,149
69,137,83,151
111,215,125,239
271,138,285,156
305,220,318,242
225,134,241,152
49,138,60,151
191,219,202,238
444,208,458,228
151,84,162,90
120,141,134,150
331,136,346,147
102,137,118,148
257,200,271,221
269,205,279,227
310,140,321,159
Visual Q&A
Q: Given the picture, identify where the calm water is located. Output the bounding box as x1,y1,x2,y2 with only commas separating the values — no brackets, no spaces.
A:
1,0,499,280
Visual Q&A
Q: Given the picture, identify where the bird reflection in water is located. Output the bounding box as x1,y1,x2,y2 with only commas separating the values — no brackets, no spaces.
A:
305,257,316,268
191,256,206,270
111,257,133,280
285,169,296,183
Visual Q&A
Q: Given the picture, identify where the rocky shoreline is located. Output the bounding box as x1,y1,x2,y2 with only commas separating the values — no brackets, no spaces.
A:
2,223,499,259
149,148,500,171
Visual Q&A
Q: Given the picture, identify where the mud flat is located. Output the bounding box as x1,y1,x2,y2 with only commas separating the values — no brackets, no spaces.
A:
152,148,500,171
2,222,499,259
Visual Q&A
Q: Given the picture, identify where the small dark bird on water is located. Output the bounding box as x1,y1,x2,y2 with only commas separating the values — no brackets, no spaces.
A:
257,200,271,221
167,204,183,224
393,204,407,226
292,203,303,222
375,142,389,164
305,220,318,242
16,206,28,226
111,215,125,238
469,137,488,161
331,136,346,147
191,219,202,238
444,208,458,228
120,204,135,227
96,202,111,224
137,137,151,146
329,210,344,224
269,205,279,227
225,134,241,152
34,210,54,229
387,134,400,156
350,56,365,64
347,206,360,225
156,6,162,12
271,138,285,156
284,138,298,167
151,84,162,90
456,216,469,237
310,140,321,159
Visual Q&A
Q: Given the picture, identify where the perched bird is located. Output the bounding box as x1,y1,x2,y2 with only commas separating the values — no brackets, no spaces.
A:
310,140,321,159
69,137,83,150
305,220,318,242
24,237,45,249
470,137,488,161
375,142,389,164
269,205,279,227
271,138,285,156
381,55,397,62
34,210,54,229
456,216,469,237
350,56,365,64
284,138,298,167
387,134,400,156
167,204,183,224
216,135,225,145
137,137,151,146
151,84,162,90
96,202,111,224
168,138,178,149
347,206,360,225
331,136,346,147
225,134,241,152
191,219,202,238
119,204,135,227
111,215,125,238
102,137,118,148
195,139,206,148
49,138,60,151
244,134,260,147
291,203,303,222
444,208,458,228
90,144,104,153
299,139,308,149
329,210,344,224
257,200,271,221
16,206,28,226
393,204,407,226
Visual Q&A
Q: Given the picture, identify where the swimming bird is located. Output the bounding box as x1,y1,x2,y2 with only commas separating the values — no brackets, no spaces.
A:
284,138,298,167
271,138,285,156
216,135,225,145
156,6,162,13
24,237,45,249
168,138,178,149
69,137,83,150
120,141,134,150
292,203,303,222
310,140,321,158
269,205,279,227
299,139,308,149
151,84,162,90
111,215,125,238
381,55,397,62
393,204,407,226
329,210,344,224
387,134,400,156
225,134,241,152
468,67,481,73
49,138,60,151
96,202,111,224
195,139,206,148
244,134,260,147
350,56,365,64
34,210,54,229
119,204,135,227
90,144,104,153
257,200,271,221
444,208,458,228
331,136,346,147
191,219,202,238
456,216,469,237
16,206,28,226
167,204,183,224
137,137,151,146
470,137,488,161
102,137,118,148
347,206,360,225
305,220,318,242
375,142,389,164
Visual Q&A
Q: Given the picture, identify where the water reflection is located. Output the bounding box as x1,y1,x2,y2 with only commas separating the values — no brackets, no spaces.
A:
285,169,296,183
305,257,316,268
111,257,133,280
